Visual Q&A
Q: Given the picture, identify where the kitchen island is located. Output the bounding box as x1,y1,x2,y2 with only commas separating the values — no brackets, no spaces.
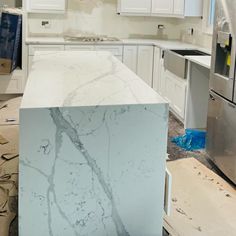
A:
20,51,168,236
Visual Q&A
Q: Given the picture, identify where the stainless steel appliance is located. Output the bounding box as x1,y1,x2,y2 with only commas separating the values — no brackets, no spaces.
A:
164,49,209,79
207,0,236,184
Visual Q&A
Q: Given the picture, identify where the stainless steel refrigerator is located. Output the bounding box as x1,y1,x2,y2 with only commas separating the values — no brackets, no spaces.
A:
207,0,236,184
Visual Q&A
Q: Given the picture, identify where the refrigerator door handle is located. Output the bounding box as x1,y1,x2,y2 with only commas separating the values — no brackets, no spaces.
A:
229,38,236,80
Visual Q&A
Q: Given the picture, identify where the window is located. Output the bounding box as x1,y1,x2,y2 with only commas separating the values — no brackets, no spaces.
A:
208,0,216,27
203,0,216,35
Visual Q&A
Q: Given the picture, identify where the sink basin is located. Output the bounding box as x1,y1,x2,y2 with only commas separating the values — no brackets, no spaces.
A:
171,49,210,56
164,49,210,79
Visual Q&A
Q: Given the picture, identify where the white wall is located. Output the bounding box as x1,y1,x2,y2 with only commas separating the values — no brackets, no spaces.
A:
27,0,180,39
176,18,212,50
27,0,213,49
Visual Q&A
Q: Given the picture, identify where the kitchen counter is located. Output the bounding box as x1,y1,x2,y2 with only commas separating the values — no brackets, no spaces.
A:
186,55,212,69
26,36,211,53
20,51,168,236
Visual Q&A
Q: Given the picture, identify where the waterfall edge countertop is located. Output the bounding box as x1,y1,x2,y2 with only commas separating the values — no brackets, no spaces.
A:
20,51,169,236
21,51,167,109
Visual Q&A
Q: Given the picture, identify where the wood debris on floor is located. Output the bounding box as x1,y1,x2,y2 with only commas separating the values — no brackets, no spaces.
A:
0,97,21,236
164,158,236,236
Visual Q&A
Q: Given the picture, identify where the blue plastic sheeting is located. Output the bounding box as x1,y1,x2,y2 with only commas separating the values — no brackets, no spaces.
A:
171,129,206,151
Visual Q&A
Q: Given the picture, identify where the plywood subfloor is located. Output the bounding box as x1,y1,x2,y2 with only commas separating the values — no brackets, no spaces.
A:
164,158,236,236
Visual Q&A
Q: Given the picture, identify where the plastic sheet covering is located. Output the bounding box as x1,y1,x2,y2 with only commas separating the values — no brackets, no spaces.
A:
171,129,206,151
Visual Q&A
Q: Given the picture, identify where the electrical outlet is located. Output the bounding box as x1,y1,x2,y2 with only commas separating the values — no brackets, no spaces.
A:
187,28,194,35
41,20,51,29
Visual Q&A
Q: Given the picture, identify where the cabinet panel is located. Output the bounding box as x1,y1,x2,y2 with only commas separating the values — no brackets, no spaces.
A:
123,45,138,73
174,0,185,15
95,45,123,56
65,45,95,51
137,46,154,87
152,0,174,14
27,0,66,12
29,45,65,56
119,0,152,13
153,47,161,92
164,70,187,119
172,77,186,118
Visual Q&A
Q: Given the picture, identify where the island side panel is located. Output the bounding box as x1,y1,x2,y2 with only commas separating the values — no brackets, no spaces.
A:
19,104,168,236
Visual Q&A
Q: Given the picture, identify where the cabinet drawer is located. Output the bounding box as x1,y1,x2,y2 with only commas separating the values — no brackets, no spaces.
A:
95,45,123,56
65,45,95,51
29,45,65,56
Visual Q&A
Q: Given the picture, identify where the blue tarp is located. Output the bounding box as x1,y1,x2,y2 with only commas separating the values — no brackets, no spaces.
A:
171,129,206,151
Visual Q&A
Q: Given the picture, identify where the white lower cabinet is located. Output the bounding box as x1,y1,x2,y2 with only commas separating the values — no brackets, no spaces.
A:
163,70,187,119
65,45,123,61
123,45,154,87
137,46,154,87
28,45,65,74
65,45,95,51
123,45,138,72
26,0,66,13
153,47,161,92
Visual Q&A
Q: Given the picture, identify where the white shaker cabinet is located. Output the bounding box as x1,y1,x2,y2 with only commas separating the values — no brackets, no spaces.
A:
26,0,66,13
137,46,154,87
153,47,162,92
118,0,202,17
123,45,138,73
28,45,65,74
163,70,187,120
65,45,95,51
152,0,174,14
173,0,185,15
118,0,152,14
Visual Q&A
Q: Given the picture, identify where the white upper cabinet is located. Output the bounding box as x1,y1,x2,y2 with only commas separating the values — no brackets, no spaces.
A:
118,0,203,17
152,0,174,15
173,0,185,15
27,0,66,13
118,0,152,14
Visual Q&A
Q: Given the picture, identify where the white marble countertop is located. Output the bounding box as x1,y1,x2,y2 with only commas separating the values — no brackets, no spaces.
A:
186,55,212,69
21,51,167,109
26,36,211,53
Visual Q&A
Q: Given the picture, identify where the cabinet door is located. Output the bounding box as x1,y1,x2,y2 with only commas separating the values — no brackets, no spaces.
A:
153,47,161,92
65,45,95,51
159,58,166,97
172,77,187,118
123,45,138,73
163,71,175,104
174,0,185,15
27,0,65,12
137,46,154,87
164,70,186,119
152,0,174,14
95,45,123,57
119,0,152,13
29,45,65,56
28,45,65,74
